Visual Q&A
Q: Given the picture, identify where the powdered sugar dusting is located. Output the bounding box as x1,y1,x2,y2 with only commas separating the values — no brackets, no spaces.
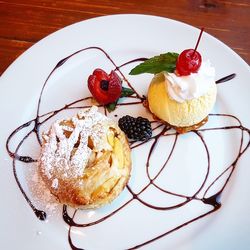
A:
51,178,58,189
25,164,59,217
39,106,113,180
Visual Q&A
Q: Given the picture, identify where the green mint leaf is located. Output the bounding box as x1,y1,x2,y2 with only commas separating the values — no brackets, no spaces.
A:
120,87,135,97
129,52,179,75
105,102,117,112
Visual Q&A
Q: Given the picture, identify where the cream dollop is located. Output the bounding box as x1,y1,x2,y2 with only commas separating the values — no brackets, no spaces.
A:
164,60,215,103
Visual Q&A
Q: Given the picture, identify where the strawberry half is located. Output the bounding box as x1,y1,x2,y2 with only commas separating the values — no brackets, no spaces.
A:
88,68,122,105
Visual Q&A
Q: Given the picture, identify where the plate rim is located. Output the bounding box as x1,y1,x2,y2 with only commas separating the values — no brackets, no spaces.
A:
1,13,250,250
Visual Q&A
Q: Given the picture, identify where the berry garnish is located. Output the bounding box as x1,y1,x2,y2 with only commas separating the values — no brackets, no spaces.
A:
118,115,152,141
176,28,204,76
88,69,122,105
176,49,202,76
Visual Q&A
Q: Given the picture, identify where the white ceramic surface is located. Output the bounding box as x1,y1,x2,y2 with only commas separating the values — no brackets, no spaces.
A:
0,14,250,250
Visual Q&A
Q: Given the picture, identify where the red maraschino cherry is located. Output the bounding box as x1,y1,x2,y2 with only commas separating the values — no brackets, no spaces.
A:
176,28,204,76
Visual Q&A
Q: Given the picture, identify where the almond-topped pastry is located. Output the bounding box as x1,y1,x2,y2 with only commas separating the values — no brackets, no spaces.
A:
39,106,131,209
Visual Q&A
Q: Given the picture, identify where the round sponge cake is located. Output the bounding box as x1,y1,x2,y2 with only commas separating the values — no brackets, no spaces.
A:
148,72,217,128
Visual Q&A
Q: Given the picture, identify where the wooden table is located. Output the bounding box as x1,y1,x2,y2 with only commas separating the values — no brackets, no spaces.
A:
0,0,249,75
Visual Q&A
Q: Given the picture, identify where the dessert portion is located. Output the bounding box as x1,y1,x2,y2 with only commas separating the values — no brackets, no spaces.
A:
39,106,131,209
147,60,216,130
130,28,217,133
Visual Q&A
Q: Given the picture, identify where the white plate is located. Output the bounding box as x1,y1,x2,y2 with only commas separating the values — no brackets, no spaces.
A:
0,14,250,250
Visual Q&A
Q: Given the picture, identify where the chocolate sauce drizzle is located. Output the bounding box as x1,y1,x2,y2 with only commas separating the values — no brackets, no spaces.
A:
6,47,250,249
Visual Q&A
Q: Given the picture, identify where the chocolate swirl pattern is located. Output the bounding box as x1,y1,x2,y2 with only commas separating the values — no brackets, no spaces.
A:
6,47,250,249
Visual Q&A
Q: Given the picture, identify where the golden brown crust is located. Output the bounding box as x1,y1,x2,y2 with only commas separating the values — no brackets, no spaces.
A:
38,107,131,209
171,116,208,134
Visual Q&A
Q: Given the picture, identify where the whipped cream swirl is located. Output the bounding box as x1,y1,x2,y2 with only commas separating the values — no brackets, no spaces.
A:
165,60,215,103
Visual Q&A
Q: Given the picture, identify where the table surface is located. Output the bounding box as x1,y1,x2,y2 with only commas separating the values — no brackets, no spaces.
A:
0,0,249,75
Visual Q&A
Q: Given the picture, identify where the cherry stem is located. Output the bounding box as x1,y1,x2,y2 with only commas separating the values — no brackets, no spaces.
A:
192,27,204,58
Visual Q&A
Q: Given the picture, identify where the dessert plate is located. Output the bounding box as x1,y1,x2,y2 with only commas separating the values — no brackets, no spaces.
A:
0,14,250,250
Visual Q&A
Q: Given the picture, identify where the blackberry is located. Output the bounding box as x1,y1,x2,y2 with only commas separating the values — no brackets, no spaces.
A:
118,115,152,141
